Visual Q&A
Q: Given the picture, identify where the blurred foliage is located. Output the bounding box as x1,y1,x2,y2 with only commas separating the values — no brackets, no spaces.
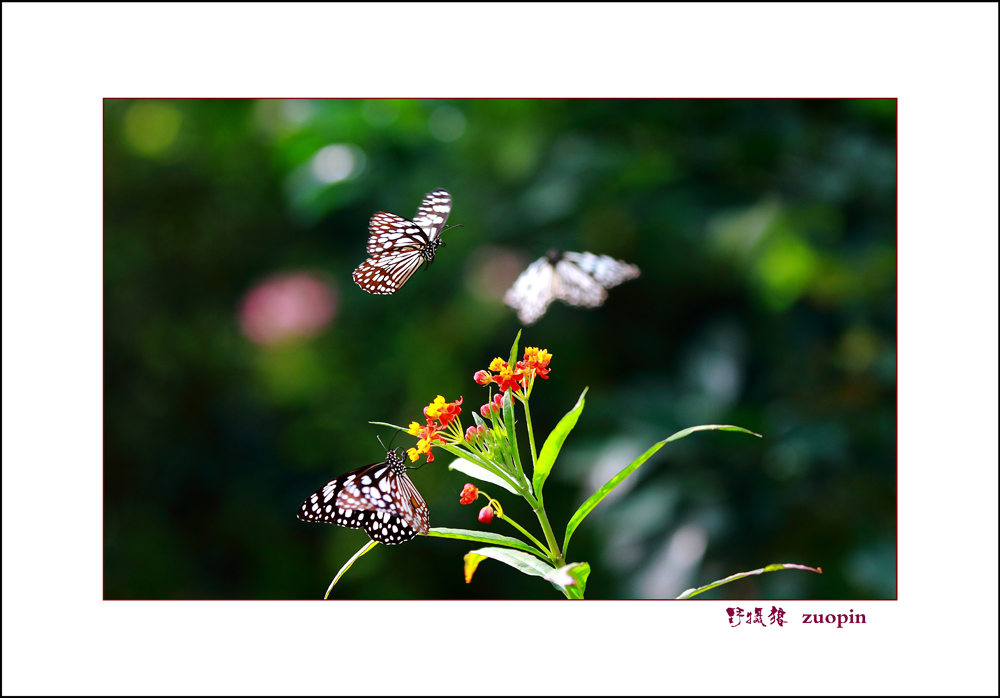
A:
104,99,896,599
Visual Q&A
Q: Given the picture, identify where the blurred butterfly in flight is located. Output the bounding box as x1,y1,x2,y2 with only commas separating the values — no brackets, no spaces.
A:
296,438,429,545
504,250,641,325
352,189,458,295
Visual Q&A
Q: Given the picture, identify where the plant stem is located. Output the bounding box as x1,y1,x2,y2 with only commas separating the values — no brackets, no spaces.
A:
522,396,539,472
533,504,563,565
497,513,551,561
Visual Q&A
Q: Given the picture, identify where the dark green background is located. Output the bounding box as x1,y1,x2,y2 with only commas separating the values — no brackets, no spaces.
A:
104,99,896,599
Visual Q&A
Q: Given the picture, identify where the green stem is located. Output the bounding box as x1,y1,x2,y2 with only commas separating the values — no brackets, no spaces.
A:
533,504,563,565
522,396,539,473
497,513,551,561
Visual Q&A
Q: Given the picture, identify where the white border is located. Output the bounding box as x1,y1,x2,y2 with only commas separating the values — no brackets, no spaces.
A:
3,2,998,695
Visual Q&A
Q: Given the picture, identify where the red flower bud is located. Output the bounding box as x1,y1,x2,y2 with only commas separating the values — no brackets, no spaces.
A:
480,403,492,419
493,393,504,410
474,370,493,386
478,505,494,524
465,426,479,443
460,483,479,505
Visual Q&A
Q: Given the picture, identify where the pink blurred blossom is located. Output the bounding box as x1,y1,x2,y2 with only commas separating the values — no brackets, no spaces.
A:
238,272,338,345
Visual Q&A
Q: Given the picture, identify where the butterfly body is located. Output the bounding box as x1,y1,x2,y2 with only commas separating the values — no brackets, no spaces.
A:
353,189,453,295
297,447,429,545
504,250,641,325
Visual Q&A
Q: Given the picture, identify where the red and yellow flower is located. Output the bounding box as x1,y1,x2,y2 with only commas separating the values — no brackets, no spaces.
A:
406,420,446,463
424,394,463,427
406,395,463,463
474,348,553,397
459,482,479,505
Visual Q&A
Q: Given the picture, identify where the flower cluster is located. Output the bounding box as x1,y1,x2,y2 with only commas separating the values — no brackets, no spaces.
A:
406,395,463,463
473,347,553,397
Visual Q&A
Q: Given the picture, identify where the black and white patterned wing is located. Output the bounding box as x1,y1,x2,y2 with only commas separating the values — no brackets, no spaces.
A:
411,189,451,242
296,461,388,529
503,257,556,325
396,472,430,534
359,472,429,545
553,258,607,308
297,456,429,545
562,251,640,288
352,249,425,295
366,212,431,255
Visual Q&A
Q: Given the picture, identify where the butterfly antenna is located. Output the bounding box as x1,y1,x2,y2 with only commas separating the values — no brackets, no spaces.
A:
376,434,387,451
387,428,403,449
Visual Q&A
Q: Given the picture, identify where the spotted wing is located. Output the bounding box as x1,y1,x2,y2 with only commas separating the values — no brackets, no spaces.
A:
297,462,428,545
352,249,425,295
503,257,556,325
296,461,389,529
411,189,451,242
553,258,607,308
359,472,429,545
562,251,640,288
366,212,431,255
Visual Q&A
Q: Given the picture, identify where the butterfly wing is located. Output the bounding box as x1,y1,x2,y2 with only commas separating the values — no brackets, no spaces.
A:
411,189,451,242
297,457,429,545
562,251,640,288
296,461,386,529
352,249,425,295
503,257,556,325
553,258,607,308
365,212,431,255
360,472,429,544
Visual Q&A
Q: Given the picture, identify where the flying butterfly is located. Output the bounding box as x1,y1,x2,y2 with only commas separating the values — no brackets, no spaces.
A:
296,441,429,545
352,188,457,295
503,250,641,325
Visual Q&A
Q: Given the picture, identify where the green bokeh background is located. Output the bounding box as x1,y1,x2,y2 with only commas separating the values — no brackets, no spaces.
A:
104,99,896,599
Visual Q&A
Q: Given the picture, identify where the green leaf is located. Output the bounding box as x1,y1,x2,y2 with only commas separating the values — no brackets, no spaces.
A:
428,527,548,559
324,540,378,599
533,388,587,503
563,424,761,558
368,420,411,433
448,457,520,495
544,562,591,599
507,329,522,368
463,546,555,583
676,563,822,599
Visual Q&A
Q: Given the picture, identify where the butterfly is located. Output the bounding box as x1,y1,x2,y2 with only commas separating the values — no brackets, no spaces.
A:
296,446,429,545
503,250,641,325
352,188,454,295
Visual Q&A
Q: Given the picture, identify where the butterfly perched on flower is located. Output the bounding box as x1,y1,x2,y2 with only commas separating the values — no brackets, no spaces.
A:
297,446,429,545
503,250,641,325
352,189,455,295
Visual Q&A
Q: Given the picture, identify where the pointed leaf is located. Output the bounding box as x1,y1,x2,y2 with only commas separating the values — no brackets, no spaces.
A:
507,329,522,369
563,424,761,558
676,563,822,599
448,457,520,494
464,546,556,581
533,388,587,502
324,539,378,599
428,527,548,559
